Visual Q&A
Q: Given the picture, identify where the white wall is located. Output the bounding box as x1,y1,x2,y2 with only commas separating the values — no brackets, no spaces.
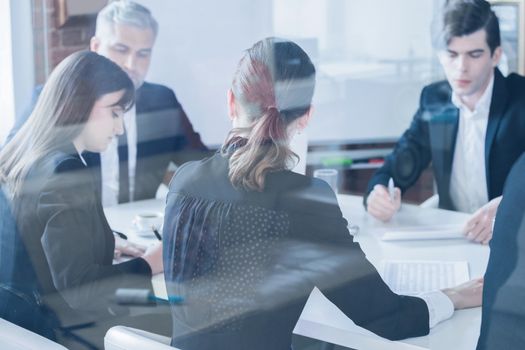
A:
137,0,273,146
0,0,15,144
0,0,34,144
11,0,35,125
135,0,445,145
344,0,436,60
286,0,445,143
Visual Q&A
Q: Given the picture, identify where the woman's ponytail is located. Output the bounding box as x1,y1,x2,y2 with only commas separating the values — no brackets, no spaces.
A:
223,37,315,192
227,106,297,191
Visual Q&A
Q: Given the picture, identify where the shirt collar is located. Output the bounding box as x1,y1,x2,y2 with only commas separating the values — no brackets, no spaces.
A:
77,152,87,166
451,75,494,115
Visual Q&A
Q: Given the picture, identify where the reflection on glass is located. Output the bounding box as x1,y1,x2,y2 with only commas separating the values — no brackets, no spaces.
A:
273,0,446,143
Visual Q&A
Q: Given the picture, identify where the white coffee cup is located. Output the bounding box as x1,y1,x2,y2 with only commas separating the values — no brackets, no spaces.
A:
133,212,164,233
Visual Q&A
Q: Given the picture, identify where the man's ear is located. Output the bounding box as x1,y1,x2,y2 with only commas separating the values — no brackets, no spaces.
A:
491,46,503,67
227,89,237,121
90,36,100,53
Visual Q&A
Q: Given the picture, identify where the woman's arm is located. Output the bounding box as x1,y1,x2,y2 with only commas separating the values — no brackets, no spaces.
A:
286,179,430,340
37,165,152,311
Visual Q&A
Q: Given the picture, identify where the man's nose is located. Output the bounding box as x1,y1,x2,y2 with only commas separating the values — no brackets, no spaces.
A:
456,54,468,72
123,54,137,71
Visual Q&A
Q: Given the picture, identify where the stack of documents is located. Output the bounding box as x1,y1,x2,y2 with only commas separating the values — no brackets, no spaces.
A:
380,260,470,295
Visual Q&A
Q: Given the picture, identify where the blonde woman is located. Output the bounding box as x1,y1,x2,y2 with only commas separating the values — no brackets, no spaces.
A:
162,38,482,350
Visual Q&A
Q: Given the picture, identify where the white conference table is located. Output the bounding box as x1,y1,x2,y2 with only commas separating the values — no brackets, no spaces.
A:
105,195,489,350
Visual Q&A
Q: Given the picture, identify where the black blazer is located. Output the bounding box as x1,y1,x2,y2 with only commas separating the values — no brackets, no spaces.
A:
0,188,59,340
11,144,152,321
7,82,210,203
365,69,525,210
163,153,429,350
477,153,525,349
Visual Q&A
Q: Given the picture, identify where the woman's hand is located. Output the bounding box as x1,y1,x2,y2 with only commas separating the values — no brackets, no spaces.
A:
141,242,163,274
463,196,502,245
114,236,146,258
443,278,483,309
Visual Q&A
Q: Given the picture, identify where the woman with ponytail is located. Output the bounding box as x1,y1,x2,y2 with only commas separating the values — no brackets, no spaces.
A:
162,38,481,350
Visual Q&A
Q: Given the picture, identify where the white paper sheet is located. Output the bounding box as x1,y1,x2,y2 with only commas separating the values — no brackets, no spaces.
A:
381,225,465,241
294,287,429,350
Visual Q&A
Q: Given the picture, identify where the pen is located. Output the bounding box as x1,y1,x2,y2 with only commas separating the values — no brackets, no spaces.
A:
151,226,162,241
113,230,128,240
388,177,395,201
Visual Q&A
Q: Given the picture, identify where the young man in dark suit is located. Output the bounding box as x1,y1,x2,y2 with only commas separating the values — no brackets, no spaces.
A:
365,0,525,244
7,1,209,206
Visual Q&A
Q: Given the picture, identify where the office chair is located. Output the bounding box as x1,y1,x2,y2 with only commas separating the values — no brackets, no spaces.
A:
0,317,68,350
105,325,180,350
420,194,439,209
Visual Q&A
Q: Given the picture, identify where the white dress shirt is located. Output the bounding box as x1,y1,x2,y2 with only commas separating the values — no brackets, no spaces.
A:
78,152,87,166
449,76,493,213
100,106,137,207
419,290,454,328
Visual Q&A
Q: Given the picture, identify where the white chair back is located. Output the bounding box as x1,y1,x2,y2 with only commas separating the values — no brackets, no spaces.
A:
0,318,67,350
419,194,439,209
105,325,178,350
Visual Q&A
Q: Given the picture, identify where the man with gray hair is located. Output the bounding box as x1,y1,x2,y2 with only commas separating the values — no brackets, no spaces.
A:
7,0,208,207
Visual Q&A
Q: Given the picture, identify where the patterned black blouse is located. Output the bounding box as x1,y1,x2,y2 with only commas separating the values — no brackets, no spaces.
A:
163,152,429,350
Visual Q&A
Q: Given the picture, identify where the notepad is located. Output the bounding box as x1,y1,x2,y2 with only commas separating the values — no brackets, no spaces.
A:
380,260,469,295
381,225,465,241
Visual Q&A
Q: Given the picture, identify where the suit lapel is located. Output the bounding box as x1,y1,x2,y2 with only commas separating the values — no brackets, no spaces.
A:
485,69,508,197
436,106,459,199
129,83,153,200
135,83,149,114
428,84,459,199
134,83,151,161
117,134,130,203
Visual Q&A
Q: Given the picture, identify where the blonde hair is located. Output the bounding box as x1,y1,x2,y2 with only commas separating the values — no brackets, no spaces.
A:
222,38,315,192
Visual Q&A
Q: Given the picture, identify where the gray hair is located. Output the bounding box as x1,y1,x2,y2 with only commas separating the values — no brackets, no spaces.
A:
96,0,158,37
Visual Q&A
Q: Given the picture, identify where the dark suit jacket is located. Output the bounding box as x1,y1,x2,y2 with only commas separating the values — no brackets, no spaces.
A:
7,82,210,203
477,153,525,349
0,187,59,340
163,152,429,350
365,69,525,210
11,144,152,322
